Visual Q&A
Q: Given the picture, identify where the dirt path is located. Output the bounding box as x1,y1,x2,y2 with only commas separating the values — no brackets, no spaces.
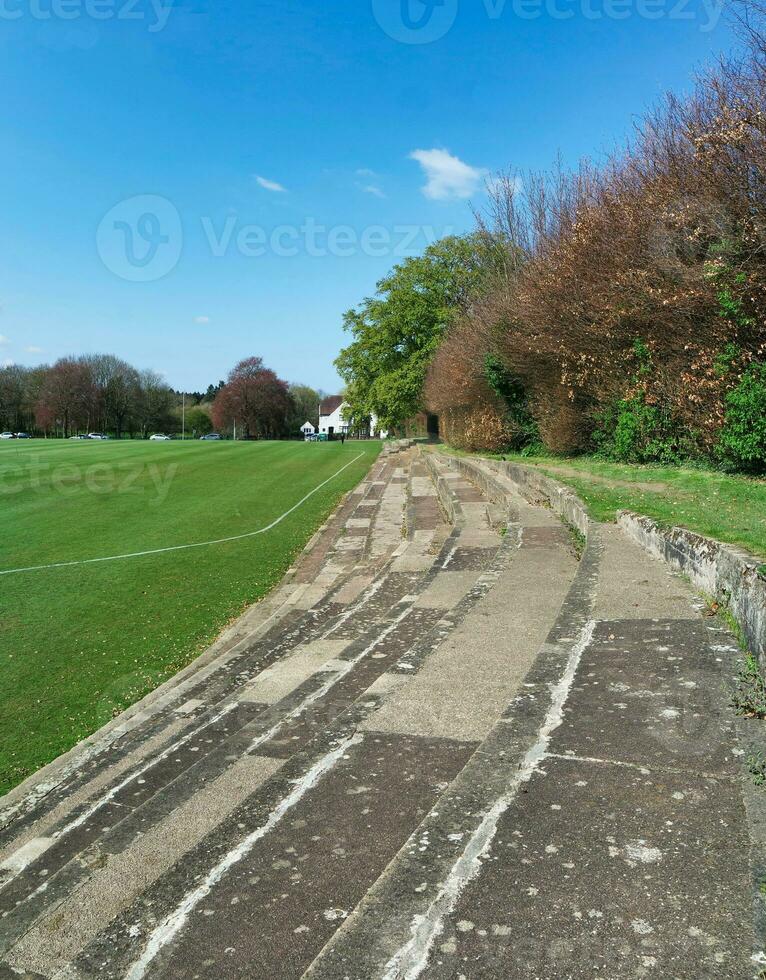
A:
0,446,760,979
533,462,669,493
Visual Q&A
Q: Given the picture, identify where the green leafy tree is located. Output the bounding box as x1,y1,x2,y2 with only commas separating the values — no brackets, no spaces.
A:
287,384,321,434
136,370,175,437
591,339,687,464
594,395,682,464
717,362,766,474
186,405,213,436
335,235,490,431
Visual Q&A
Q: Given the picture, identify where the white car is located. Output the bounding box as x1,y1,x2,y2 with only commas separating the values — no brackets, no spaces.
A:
0,431,15,440
149,433,172,441
87,432,109,440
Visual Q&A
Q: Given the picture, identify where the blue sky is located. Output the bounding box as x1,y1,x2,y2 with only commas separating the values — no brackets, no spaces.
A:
0,0,735,392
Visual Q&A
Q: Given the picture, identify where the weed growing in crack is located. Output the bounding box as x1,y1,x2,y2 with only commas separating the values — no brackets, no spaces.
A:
731,653,766,719
561,519,586,560
701,592,748,651
747,751,766,786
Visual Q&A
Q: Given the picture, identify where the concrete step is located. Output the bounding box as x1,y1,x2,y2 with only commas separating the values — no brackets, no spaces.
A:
0,449,755,980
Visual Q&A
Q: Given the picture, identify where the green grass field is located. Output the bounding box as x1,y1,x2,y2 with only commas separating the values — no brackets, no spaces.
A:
0,439,381,796
443,447,766,561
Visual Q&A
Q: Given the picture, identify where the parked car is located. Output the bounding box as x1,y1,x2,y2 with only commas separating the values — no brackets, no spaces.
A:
87,432,109,440
199,433,222,440
0,431,16,439
15,432,31,439
149,433,172,441
70,434,89,440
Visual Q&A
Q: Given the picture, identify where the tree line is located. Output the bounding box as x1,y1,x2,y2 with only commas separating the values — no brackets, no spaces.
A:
0,354,322,440
336,5,766,475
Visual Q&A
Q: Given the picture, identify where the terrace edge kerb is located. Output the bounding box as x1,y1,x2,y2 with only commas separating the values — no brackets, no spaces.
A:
618,511,766,663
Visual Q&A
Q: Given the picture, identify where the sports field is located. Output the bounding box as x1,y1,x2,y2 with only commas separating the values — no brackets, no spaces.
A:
0,439,381,796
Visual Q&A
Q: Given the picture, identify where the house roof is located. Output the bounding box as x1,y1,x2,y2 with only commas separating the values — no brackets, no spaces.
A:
319,395,345,417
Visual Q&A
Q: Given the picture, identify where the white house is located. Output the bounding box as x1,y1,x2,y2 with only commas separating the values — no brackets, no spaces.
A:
300,421,315,440
318,396,387,439
318,396,347,437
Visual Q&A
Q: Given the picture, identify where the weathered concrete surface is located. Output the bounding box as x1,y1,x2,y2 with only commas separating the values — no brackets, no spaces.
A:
0,446,762,980
6,754,286,975
116,734,474,980
423,755,750,978
477,454,591,537
412,620,751,979
364,517,577,741
594,525,699,620
619,509,766,662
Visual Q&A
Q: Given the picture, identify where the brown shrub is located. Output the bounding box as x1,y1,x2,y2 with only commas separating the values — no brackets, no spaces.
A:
430,31,766,456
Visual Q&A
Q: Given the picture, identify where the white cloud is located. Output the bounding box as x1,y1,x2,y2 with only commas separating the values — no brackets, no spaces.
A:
409,148,487,201
24,345,43,353
1,358,13,367
356,168,377,178
194,316,210,325
360,184,386,199
0,334,9,346
255,175,287,193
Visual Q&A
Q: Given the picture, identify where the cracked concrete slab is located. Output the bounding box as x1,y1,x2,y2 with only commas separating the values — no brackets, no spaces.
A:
549,618,741,775
5,754,284,977
118,734,474,980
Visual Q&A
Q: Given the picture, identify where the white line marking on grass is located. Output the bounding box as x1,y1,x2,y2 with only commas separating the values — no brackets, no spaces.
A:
382,619,596,980
0,452,366,576
124,732,363,980
0,457,391,885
